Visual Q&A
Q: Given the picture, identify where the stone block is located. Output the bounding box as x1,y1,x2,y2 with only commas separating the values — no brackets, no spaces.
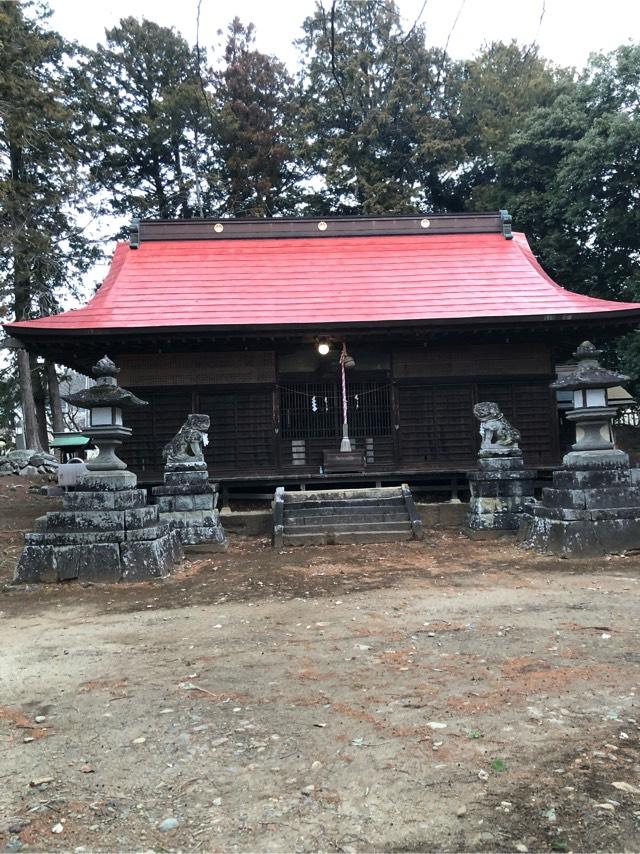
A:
164,470,209,487
165,462,207,473
63,491,115,511
174,494,195,511
49,546,81,580
120,535,179,581
153,482,211,496
124,506,158,529
125,526,163,541
553,468,631,489
184,531,229,551
113,489,147,510
589,507,640,521
533,505,589,521
193,493,214,510
77,543,121,582
77,471,137,491
541,487,586,509
14,545,58,583
45,510,125,532
582,485,640,509
155,496,175,512
28,531,125,545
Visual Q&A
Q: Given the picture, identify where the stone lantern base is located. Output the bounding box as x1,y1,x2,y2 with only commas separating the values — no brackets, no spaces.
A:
14,471,183,583
467,455,536,533
151,464,228,550
519,452,640,556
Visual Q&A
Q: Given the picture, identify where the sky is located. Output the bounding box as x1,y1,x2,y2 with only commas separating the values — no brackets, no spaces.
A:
45,0,640,301
49,0,640,71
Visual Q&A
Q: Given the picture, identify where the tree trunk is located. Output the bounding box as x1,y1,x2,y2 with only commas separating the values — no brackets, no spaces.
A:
16,348,42,451
46,361,65,433
31,356,49,451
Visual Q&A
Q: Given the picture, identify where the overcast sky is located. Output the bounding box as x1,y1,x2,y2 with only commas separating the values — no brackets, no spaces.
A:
50,0,639,70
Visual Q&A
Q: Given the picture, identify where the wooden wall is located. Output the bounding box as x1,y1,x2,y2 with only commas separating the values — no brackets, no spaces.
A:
118,341,559,478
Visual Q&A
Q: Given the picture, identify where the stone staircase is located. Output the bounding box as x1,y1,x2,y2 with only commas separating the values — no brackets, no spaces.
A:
273,485,423,547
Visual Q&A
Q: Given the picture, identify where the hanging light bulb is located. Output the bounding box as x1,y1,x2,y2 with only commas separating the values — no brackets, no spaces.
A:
317,340,330,356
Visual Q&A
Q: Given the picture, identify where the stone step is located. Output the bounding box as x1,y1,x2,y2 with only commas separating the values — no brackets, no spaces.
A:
283,496,405,510
284,487,403,503
284,511,410,525
283,529,412,545
284,520,412,534
284,503,407,518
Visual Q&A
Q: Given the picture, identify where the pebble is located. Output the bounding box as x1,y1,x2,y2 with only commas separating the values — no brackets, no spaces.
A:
51,823,64,834
158,817,179,832
427,722,447,730
456,805,467,817
132,737,146,744
515,844,528,853
478,770,489,781
34,715,46,724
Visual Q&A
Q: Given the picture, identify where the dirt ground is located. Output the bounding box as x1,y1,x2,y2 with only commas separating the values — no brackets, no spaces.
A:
1,475,639,853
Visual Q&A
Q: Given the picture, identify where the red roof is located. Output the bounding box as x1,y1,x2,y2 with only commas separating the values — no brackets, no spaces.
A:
7,231,640,333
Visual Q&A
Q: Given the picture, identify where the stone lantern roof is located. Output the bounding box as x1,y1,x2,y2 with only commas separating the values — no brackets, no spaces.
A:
550,341,629,391
61,355,147,410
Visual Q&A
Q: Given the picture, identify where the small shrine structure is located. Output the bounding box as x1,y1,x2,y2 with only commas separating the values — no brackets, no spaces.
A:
14,357,183,583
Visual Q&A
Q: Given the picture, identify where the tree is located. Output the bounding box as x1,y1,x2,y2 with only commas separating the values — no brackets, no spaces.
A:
208,18,302,217
83,17,208,221
297,0,463,214
452,41,573,210
0,0,97,449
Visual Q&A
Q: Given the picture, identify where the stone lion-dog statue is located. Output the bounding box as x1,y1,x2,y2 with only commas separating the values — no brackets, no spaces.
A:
473,401,521,457
163,413,210,466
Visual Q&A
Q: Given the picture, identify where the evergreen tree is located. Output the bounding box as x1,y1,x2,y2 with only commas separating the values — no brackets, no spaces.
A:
297,0,462,214
83,17,208,221
0,0,97,449
453,41,573,210
209,18,302,217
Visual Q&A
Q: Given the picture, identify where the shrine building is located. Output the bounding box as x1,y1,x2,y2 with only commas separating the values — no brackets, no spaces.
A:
6,212,640,498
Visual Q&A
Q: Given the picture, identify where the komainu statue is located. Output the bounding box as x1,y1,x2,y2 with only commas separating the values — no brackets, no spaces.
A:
473,401,521,458
163,414,210,466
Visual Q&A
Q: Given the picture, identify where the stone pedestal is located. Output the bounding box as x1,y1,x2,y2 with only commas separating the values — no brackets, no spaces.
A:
14,470,183,583
467,455,536,532
151,464,228,550
520,451,640,556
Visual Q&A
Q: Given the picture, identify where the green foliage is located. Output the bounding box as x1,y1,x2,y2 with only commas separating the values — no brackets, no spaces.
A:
0,0,98,322
209,19,302,217
82,17,207,220
490,757,507,771
453,41,573,210
296,0,462,213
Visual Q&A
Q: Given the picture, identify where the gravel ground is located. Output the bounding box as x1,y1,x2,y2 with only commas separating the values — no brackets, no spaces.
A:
0,476,639,852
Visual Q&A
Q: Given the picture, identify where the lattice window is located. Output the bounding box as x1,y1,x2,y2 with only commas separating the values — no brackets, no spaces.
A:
279,382,392,441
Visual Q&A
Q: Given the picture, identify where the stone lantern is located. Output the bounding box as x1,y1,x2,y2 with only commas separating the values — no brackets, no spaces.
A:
551,341,629,467
520,341,640,556
14,356,182,583
62,355,147,473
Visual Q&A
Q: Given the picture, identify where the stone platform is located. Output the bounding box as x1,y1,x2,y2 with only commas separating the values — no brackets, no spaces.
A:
520,453,640,556
15,471,183,583
152,465,227,550
467,456,536,532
